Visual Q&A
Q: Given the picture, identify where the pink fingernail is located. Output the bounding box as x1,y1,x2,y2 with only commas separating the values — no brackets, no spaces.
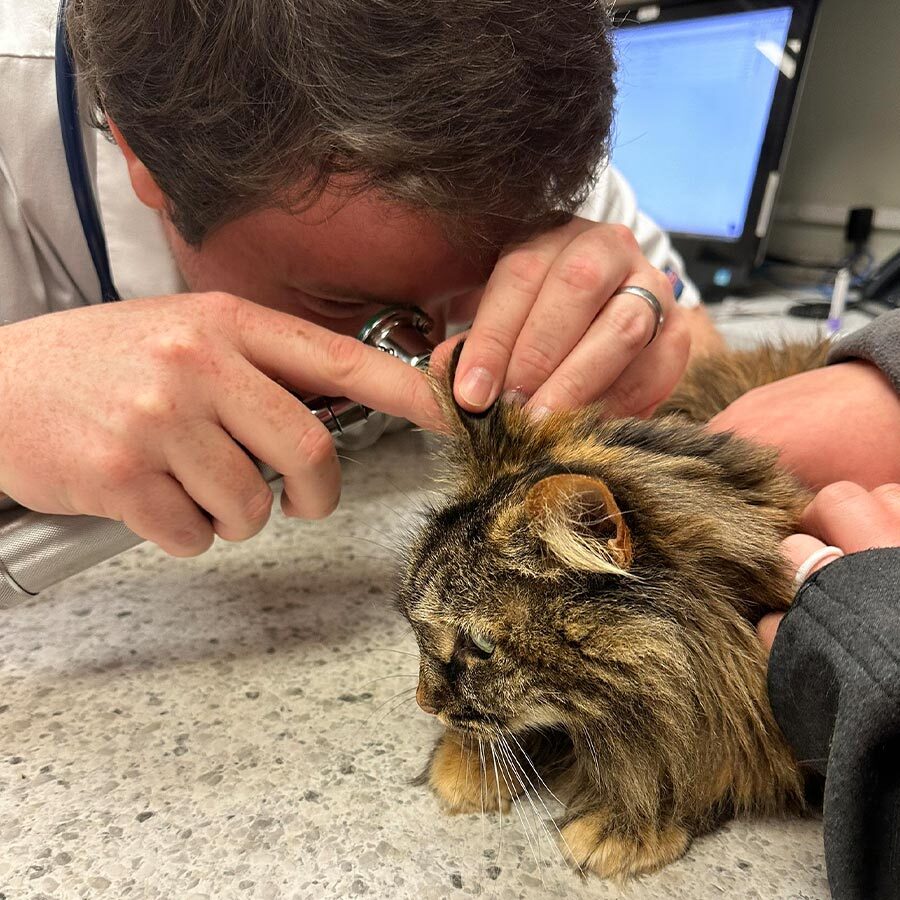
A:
458,366,494,409
502,388,530,407
530,405,553,421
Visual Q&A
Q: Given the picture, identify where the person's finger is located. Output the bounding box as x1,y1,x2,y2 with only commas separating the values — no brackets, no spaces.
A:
503,226,641,399
872,483,900,522
757,613,785,653
165,421,273,542
525,268,676,414
116,473,216,557
801,481,898,552
780,533,828,575
586,306,690,418
451,228,576,411
230,300,443,431
428,331,468,384
212,363,342,520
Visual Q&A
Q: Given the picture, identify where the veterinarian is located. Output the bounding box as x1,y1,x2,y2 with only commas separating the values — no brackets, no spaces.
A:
0,0,724,558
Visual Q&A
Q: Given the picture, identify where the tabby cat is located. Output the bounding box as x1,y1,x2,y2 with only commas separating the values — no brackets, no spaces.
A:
395,340,828,879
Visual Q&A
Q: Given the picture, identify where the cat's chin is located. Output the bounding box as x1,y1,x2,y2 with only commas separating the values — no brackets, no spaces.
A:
438,712,502,737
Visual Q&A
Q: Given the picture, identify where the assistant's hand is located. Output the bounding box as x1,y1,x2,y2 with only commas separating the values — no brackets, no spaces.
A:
758,482,900,651
449,217,691,418
710,361,900,490
0,294,440,557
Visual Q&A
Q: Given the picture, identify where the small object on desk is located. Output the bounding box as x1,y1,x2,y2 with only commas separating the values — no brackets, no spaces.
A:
663,266,685,301
861,246,900,306
827,267,852,336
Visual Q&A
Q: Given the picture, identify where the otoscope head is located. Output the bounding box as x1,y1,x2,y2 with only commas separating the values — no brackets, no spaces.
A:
357,306,434,371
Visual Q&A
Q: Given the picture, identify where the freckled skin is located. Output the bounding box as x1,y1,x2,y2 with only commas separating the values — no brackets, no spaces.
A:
396,342,826,880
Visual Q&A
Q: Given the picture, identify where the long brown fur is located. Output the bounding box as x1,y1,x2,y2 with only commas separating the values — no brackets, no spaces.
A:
658,340,830,422
395,341,826,880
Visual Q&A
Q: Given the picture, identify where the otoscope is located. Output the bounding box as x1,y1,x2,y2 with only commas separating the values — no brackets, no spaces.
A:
0,306,435,609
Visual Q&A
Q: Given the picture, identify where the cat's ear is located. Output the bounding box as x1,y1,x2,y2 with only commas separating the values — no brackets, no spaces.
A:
524,474,633,574
437,340,506,458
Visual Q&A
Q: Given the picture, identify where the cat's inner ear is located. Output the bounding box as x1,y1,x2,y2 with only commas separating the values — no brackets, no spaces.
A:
524,474,634,574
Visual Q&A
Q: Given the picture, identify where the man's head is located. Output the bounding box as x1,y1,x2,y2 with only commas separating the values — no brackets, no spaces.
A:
68,0,616,332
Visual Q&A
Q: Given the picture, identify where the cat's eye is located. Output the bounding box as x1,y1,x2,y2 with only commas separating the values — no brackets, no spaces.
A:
467,630,496,657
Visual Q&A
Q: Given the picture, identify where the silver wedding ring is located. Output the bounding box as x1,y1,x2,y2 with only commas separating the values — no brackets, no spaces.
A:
615,285,665,346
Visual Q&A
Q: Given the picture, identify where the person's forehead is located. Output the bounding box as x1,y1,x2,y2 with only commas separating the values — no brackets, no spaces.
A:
253,192,494,301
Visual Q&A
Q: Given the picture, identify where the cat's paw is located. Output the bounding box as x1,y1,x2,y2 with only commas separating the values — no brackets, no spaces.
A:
425,732,516,815
559,810,690,880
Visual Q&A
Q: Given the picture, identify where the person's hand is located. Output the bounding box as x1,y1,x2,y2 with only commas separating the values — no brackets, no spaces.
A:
758,482,900,651
449,217,691,418
0,294,440,556
710,361,900,490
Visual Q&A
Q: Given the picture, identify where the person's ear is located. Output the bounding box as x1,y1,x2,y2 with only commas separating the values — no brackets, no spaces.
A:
107,119,167,212
524,473,634,574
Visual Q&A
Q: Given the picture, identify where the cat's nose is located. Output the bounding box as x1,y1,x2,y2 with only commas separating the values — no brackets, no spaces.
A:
416,683,438,715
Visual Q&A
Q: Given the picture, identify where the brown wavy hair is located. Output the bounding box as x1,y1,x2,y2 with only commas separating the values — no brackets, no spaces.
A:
67,0,616,247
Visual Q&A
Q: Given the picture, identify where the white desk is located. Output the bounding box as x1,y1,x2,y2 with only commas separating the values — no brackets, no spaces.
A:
708,290,876,348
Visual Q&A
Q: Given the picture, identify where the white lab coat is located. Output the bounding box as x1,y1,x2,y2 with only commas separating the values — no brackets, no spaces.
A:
0,0,699,327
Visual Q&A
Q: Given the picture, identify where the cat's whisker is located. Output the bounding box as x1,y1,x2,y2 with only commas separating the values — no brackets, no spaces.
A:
504,729,566,807
451,734,469,804
357,673,419,689
581,726,603,784
496,738,559,867
490,741,531,866
374,476,430,524
492,740,547,886
352,523,402,553
488,740,505,866
462,734,473,811
364,686,418,731
371,692,418,731
366,648,420,659
344,534,395,556
366,685,417,716
336,453,422,524
338,451,423,508
477,738,488,851
367,497,422,534
494,741,549,882
499,732,581,875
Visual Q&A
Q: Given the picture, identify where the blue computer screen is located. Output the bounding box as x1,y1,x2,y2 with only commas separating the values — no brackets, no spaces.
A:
611,7,794,240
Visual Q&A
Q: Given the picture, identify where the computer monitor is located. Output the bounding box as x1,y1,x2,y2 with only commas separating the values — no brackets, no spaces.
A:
610,0,820,296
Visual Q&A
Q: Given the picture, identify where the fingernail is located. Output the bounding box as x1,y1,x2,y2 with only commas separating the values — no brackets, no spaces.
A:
530,405,553,421
502,388,530,407
458,366,495,409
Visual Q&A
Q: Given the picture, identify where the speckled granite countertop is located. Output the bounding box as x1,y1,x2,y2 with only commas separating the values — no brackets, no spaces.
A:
2,308,837,900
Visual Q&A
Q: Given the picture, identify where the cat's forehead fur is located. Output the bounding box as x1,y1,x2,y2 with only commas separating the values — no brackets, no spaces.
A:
400,350,807,632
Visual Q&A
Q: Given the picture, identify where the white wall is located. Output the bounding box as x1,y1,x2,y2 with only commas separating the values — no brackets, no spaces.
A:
769,0,900,264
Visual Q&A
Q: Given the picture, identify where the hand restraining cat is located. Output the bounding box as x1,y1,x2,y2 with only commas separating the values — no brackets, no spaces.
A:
395,340,828,880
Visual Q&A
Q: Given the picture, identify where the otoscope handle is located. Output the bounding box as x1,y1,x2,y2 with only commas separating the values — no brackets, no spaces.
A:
1,409,330,609
0,305,434,609
0,466,293,607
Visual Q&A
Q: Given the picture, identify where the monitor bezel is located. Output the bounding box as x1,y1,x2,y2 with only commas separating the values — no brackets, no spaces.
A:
612,0,821,288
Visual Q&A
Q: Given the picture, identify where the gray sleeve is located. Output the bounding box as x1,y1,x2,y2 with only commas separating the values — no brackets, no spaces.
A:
827,310,900,394
767,548,900,900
